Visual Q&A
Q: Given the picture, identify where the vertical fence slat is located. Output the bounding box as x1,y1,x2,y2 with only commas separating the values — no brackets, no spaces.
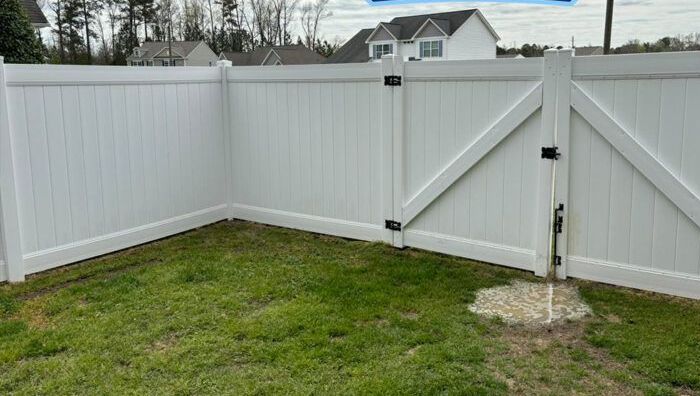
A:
0,58,26,282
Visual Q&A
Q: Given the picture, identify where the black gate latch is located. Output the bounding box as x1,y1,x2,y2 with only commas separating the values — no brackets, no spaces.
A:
541,146,561,160
385,220,402,231
384,75,402,86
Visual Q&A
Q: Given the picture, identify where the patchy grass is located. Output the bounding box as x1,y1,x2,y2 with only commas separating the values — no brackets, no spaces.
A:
0,221,698,395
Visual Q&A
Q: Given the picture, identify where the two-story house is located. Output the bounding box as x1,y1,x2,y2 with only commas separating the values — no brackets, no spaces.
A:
127,41,218,67
327,9,499,64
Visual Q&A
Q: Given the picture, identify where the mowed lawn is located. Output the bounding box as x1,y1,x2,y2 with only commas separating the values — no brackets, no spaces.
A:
1,222,699,395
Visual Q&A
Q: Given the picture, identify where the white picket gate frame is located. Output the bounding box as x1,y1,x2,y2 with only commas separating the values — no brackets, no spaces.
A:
1,52,699,299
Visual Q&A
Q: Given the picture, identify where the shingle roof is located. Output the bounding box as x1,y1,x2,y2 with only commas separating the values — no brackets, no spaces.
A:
328,9,484,64
21,0,48,26
222,45,325,66
127,41,205,60
325,29,374,64
388,9,477,40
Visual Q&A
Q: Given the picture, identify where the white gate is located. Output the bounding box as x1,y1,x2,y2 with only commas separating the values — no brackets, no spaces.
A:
379,51,700,299
380,54,557,277
554,51,700,299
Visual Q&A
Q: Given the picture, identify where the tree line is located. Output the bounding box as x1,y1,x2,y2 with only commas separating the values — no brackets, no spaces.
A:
42,0,335,65
498,33,700,57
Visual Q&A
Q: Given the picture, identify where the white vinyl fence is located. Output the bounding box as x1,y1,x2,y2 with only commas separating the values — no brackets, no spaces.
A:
0,62,227,282
1,52,699,299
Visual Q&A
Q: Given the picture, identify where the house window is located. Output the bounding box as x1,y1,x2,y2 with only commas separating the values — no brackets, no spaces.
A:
162,60,170,67
373,43,393,59
420,40,443,58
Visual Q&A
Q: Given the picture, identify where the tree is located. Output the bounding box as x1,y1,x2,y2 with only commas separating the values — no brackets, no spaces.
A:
79,0,103,63
0,0,45,63
313,38,336,57
272,0,298,45
299,0,330,50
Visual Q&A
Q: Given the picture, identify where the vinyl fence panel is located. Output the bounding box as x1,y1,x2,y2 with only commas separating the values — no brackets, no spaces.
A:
563,52,700,298
400,58,549,272
227,63,387,242
1,53,699,300
2,64,228,275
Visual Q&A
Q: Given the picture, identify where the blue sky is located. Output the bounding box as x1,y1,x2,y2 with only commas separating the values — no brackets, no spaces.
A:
324,0,700,48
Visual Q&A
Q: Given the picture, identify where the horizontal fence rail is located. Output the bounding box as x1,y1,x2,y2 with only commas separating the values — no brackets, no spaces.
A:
1,52,699,300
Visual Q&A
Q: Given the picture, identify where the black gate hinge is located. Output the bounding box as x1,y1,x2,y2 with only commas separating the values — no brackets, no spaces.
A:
385,220,402,231
541,146,561,160
554,255,562,266
384,75,402,86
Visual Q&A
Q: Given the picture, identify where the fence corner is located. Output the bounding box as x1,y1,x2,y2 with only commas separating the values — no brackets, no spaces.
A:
0,57,26,282
218,60,234,220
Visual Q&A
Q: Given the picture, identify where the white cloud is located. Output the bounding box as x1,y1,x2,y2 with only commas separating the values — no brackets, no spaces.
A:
323,0,700,48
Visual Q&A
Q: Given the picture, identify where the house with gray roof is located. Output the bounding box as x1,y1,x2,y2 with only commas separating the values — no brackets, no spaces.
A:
127,41,218,67
21,0,49,30
219,45,326,66
327,9,499,64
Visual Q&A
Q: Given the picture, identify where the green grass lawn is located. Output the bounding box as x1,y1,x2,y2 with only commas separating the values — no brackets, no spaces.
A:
0,221,698,395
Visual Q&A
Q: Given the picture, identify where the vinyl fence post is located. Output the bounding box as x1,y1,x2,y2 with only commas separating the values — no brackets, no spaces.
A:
534,50,559,277
391,55,405,248
380,55,395,245
553,49,573,279
218,60,234,220
0,57,26,282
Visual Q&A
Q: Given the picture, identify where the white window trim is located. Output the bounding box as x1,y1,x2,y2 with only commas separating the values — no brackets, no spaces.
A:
416,39,446,61
369,40,396,62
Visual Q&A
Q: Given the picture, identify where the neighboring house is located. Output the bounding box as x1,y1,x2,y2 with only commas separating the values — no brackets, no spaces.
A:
219,45,326,66
127,41,218,66
326,9,499,64
21,0,49,31
573,46,604,56
497,53,525,59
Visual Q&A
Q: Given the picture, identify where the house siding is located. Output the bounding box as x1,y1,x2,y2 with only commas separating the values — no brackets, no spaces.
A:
370,27,395,42
415,23,445,39
185,43,219,66
447,15,497,60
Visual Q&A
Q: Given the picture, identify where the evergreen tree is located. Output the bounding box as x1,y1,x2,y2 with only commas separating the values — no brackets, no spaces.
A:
0,0,45,63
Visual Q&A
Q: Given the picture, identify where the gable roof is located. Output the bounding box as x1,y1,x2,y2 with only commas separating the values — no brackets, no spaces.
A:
326,29,374,64
127,41,206,61
221,45,325,66
388,9,477,41
21,0,48,27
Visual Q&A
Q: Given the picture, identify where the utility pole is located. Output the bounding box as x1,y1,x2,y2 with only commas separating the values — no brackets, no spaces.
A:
603,0,614,54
